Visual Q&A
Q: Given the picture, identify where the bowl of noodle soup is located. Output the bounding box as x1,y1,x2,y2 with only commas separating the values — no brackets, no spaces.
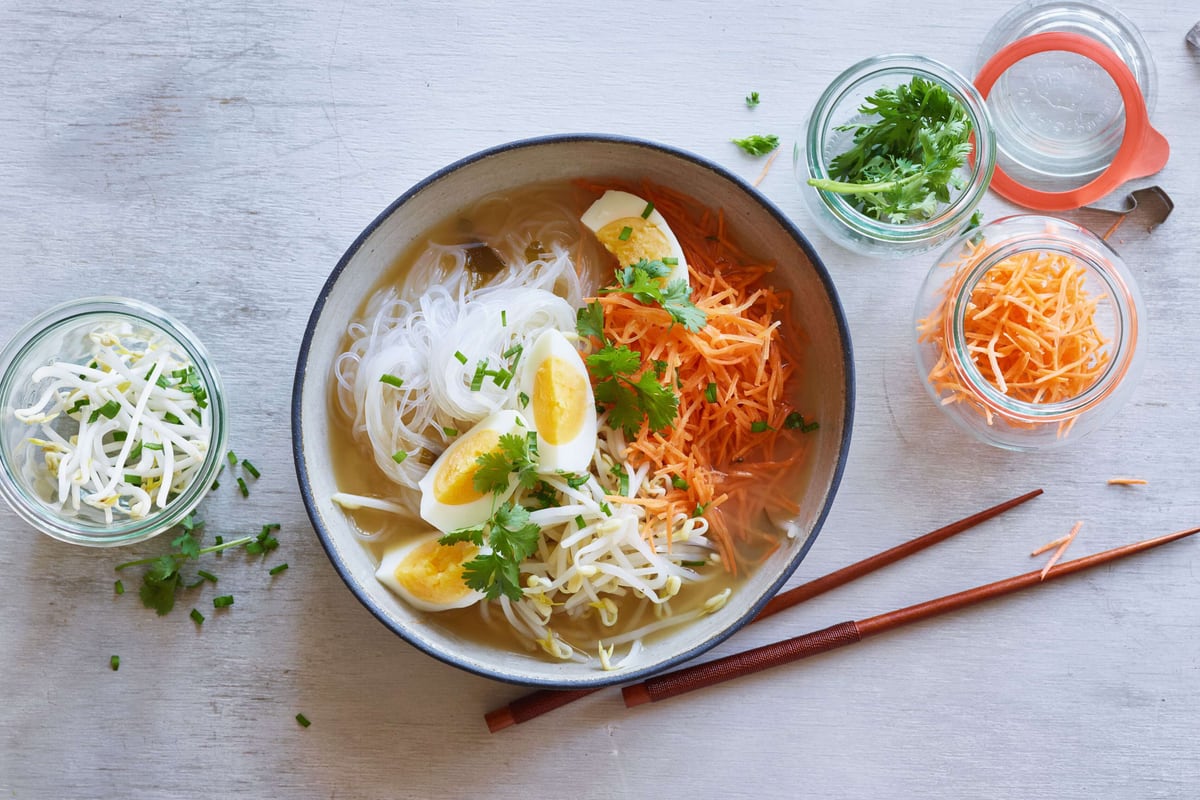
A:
293,134,853,687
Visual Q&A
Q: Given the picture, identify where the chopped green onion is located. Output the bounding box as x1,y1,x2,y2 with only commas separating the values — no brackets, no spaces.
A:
190,608,205,625
124,474,142,486
470,361,487,391
211,480,220,491
379,373,404,388
491,368,511,388
618,226,633,241
751,420,771,433
784,412,804,429
236,477,249,497
681,559,707,568
574,515,587,530
662,257,679,266
442,426,458,437
295,713,311,728
66,397,90,414
803,420,820,433
518,391,530,408
143,442,164,451
641,201,655,219
213,595,234,609
671,475,689,490
110,655,120,671
245,541,263,555
600,501,612,516
269,563,289,576
88,399,121,423
502,343,523,360
214,535,223,546
114,579,124,595
693,502,709,517
226,450,238,466
526,431,539,456
242,459,260,479
501,310,507,327
705,382,718,403
391,450,408,464
111,431,128,442
127,441,144,461
197,569,217,584
454,350,468,365
163,412,183,425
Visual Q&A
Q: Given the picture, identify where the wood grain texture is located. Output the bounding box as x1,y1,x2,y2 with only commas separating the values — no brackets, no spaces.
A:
1,1,1198,797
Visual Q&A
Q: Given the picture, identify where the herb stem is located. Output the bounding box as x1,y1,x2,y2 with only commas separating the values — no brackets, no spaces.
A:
113,535,255,570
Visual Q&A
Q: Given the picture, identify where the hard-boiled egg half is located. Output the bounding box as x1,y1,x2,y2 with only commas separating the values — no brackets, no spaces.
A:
417,408,526,534
519,328,597,474
375,531,485,612
581,190,689,287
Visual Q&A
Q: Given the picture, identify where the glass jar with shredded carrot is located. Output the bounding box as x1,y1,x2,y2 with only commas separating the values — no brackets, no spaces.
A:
913,215,1144,450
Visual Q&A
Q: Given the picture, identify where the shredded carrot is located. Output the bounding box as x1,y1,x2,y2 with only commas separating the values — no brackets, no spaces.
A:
917,238,1111,436
753,150,780,187
577,179,813,573
1107,477,1147,486
1038,521,1081,580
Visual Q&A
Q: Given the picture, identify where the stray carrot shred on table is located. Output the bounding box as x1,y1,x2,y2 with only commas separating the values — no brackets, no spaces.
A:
1033,521,1081,580
917,239,1111,436
1107,477,1147,486
578,180,814,573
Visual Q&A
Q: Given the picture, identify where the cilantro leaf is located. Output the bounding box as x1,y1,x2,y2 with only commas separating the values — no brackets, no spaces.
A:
806,76,973,223
594,373,648,437
659,280,706,332
732,134,780,156
139,555,184,616
746,91,761,108
576,301,607,344
473,450,515,495
439,525,485,547
586,345,642,380
628,370,679,432
456,501,541,601
171,531,201,560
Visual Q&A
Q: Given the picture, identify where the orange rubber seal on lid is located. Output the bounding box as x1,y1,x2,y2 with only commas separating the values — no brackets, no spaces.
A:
974,31,1169,211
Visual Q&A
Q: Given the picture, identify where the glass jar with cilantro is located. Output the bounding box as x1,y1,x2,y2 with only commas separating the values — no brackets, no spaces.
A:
796,54,996,259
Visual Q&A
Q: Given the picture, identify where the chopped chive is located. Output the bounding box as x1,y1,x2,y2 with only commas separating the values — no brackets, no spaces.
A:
784,412,804,430
391,450,408,464
671,475,689,490
214,535,224,546
211,480,220,491
491,368,511,387
197,569,218,584
242,459,260,479
705,382,718,403
111,431,128,442
143,442,164,451
662,257,679,266
125,474,142,486
67,397,90,414
518,392,530,408
295,713,311,728
681,559,707,567
526,431,538,456
213,595,234,609
236,477,249,497
442,426,458,437
600,501,612,516
110,655,120,671
88,400,121,423
190,608,205,625
802,420,820,433
378,373,404,388
470,361,487,391
127,441,144,461
163,412,183,425
262,522,282,532
454,350,468,365
618,226,633,241
226,450,238,466
269,563,289,576
501,310,507,327
245,541,263,555
693,502,710,517
502,343,523,360
574,515,587,530
751,420,771,433
641,201,655,219
114,579,124,595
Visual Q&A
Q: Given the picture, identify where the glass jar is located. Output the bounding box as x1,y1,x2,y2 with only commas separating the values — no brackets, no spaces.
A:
0,297,227,546
796,54,996,259
976,0,1157,193
913,216,1143,451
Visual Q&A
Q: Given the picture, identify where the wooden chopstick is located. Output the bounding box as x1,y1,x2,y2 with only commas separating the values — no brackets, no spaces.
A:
622,525,1200,708
484,488,1043,732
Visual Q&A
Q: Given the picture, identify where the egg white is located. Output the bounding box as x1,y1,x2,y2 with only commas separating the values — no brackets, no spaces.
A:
375,531,485,612
519,329,597,474
581,189,689,286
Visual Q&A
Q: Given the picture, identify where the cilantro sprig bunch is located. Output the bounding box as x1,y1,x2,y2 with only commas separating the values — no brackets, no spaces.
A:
807,76,973,224
437,432,542,602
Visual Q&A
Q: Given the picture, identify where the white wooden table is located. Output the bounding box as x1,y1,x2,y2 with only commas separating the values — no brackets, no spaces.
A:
2,2,1198,797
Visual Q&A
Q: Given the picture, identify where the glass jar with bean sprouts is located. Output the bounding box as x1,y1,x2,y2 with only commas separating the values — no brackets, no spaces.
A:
0,297,227,546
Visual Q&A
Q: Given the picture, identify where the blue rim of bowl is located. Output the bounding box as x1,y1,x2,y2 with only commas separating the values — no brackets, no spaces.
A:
291,132,856,688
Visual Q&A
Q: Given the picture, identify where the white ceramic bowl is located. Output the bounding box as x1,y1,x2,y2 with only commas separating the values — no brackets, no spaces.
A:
292,134,854,688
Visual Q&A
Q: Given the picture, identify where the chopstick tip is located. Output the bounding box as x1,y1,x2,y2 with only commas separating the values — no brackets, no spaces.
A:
622,683,652,708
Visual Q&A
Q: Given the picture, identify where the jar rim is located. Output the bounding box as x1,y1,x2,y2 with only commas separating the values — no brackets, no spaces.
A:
805,54,997,243
941,220,1139,422
0,296,227,547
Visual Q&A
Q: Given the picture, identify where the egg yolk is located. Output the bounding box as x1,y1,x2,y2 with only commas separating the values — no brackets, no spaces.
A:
594,217,670,267
431,428,501,505
532,355,587,445
395,538,479,604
